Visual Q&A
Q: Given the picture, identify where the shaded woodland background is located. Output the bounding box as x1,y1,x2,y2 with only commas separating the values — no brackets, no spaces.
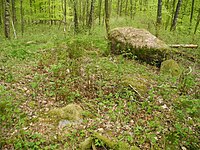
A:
0,0,200,38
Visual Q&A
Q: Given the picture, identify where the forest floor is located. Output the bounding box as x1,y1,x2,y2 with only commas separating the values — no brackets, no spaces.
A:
0,19,200,150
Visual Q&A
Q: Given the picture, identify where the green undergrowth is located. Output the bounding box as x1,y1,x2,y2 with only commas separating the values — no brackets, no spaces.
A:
0,18,199,150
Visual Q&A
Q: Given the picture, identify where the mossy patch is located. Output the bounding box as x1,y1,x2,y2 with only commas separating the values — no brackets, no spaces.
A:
160,59,182,77
48,103,83,122
121,75,150,96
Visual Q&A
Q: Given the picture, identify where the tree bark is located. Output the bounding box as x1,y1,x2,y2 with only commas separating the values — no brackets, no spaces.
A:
125,0,128,16
119,0,123,16
4,0,10,39
109,0,112,17
78,0,82,24
20,0,24,36
117,0,120,16
98,0,102,25
170,0,182,31
73,0,78,33
82,0,86,26
11,0,16,25
171,0,176,26
157,0,162,24
194,8,200,34
130,0,133,19
0,0,3,25
105,0,110,37
86,0,89,26
164,0,171,30
190,0,195,24
29,0,33,23
63,0,67,33
88,0,95,30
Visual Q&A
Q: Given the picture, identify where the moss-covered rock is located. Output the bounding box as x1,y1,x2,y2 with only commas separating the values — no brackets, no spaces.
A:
79,132,141,150
93,132,116,149
108,27,170,67
79,137,93,150
49,103,83,121
160,59,182,77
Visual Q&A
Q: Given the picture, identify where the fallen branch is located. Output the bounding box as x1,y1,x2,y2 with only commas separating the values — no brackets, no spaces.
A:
169,44,198,48
128,84,142,100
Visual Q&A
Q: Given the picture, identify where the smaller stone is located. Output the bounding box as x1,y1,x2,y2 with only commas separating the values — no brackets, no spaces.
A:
181,146,187,150
97,128,104,133
161,104,168,109
58,120,72,129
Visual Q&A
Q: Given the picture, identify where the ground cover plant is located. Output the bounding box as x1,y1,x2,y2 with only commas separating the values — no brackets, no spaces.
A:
0,0,200,149
1,22,199,149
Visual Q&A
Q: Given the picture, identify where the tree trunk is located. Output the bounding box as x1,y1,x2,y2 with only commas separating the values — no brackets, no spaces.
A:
86,0,89,26
79,0,82,25
82,0,86,26
170,0,182,31
0,0,3,25
157,0,162,24
20,0,24,36
109,0,112,17
130,0,133,19
134,0,137,16
120,0,123,16
29,0,33,23
48,0,51,24
88,0,95,30
164,0,171,30
98,0,102,25
125,0,128,16
117,0,120,16
63,0,67,33
190,0,195,24
105,0,110,37
4,0,10,39
73,0,78,33
171,0,176,26
194,8,200,34
11,0,16,25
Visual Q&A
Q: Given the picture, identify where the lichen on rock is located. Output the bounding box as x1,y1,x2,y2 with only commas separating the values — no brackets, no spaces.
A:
108,27,170,67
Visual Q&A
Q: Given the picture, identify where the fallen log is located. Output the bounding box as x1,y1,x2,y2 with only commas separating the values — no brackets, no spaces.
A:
169,44,198,48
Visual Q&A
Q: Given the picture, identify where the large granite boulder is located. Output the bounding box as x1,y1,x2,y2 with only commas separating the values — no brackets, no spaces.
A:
108,27,170,67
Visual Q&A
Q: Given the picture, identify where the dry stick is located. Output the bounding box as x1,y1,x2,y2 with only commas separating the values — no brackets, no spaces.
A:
169,44,198,48
128,84,142,100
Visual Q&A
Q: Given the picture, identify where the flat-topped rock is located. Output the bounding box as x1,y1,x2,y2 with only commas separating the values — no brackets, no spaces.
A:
108,27,170,67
